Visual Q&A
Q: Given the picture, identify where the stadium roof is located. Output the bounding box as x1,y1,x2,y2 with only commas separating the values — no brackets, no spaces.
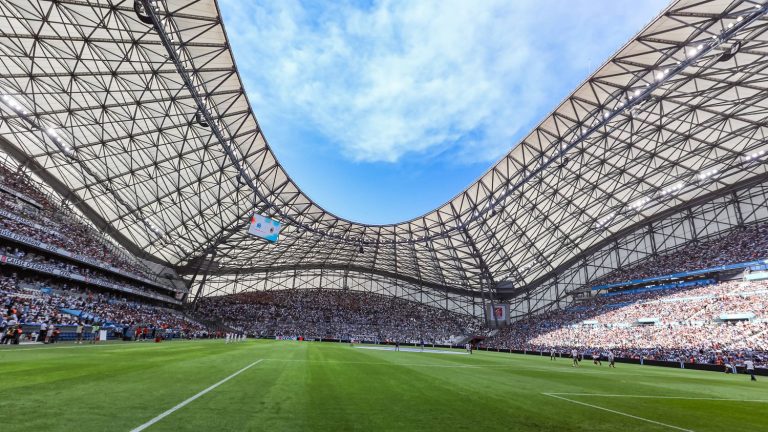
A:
1,0,768,298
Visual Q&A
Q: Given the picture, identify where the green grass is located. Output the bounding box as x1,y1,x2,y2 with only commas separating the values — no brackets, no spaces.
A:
0,340,765,431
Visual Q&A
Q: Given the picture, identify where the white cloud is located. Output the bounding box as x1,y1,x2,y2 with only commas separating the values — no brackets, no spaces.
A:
220,0,669,163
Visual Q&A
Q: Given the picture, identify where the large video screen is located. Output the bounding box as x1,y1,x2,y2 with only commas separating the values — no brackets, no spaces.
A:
248,213,281,243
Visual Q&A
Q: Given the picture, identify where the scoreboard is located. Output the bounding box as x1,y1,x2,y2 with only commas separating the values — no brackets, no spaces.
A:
248,213,281,243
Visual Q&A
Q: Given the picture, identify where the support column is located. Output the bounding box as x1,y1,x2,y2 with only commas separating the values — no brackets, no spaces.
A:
732,191,744,227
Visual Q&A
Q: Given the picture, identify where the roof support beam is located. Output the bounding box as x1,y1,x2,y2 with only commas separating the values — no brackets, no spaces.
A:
0,135,166,264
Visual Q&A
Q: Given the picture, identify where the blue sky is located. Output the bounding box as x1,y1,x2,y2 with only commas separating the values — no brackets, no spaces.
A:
219,0,670,224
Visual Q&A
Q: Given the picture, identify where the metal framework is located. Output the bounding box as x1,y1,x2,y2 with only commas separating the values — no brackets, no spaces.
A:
1,0,768,315
518,179,768,320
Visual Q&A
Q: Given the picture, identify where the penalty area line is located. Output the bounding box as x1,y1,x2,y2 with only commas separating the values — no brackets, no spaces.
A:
547,393,768,403
130,359,263,432
542,393,694,432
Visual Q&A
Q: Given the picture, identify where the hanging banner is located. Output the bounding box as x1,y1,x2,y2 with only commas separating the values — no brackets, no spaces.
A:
248,214,281,243
486,304,510,326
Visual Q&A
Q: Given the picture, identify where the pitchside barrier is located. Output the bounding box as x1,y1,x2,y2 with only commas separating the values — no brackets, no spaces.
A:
250,337,767,375
476,347,768,376
8,324,187,343
261,336,459,350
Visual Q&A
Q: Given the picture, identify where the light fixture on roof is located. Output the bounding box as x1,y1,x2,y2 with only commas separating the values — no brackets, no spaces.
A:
744,150,766,161
631,197,651,211
660,182,684,196
596,211,617,228
698,169,718,180
3,95,24,112
1,95,26,115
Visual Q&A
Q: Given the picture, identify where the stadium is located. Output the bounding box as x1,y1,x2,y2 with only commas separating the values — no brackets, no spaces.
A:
0,0,767,430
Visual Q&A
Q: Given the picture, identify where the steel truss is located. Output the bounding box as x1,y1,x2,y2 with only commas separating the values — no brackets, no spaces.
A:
513,180,768,321
199,268,481,317
1,1,768,315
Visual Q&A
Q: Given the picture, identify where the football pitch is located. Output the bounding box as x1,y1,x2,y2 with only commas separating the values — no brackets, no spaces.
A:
1,340,765,431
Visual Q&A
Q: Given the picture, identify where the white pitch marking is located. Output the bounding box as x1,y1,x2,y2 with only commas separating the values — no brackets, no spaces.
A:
542,393,694,432
130,359,263,432
354,346,468,355
0,339,263,353
258,358,654,376
260,358,480,368
548,393,768,403
0,343,130,352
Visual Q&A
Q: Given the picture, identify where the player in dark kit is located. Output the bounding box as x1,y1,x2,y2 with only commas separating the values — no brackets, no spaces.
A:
592,351,602,366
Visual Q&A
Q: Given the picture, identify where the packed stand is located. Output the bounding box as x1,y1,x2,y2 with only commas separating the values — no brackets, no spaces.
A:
0,163,163,282
0,272,207,344
589,222,768,288
0,244,173,301
198,289,482,344
486,279,768,367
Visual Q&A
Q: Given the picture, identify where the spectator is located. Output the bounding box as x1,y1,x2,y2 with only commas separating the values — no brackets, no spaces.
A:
198,289,483,344
485,279,768,367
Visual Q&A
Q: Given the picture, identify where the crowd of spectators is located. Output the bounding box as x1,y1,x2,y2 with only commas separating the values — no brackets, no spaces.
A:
0,164,163,282
0,243,173,300
4,159,768,371
198,289,483,344
1,273,207,344
486,279,768,367
589,222,768,288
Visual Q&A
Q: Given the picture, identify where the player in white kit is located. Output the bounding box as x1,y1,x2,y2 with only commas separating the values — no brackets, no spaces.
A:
745,359,757,381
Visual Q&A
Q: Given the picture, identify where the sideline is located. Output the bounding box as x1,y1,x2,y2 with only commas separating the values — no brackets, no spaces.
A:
0,339,222,352
0,339,250,354
129,359,264,432
0,342,142,352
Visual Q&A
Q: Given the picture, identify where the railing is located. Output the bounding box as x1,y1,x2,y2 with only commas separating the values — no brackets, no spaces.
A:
0,254,180,304
591,259,768,291
0,208,186,293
